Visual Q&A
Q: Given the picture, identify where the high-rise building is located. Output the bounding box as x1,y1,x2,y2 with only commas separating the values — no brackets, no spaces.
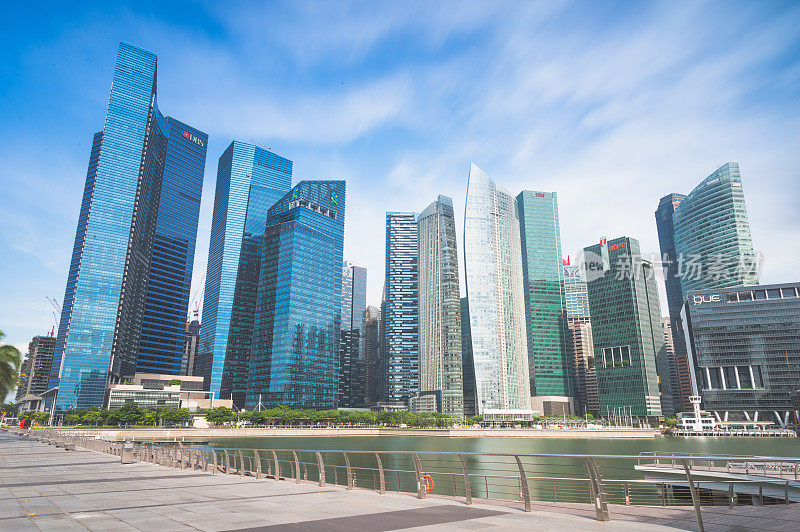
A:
661,317,692,413
563,261,591,319
363,306,381,406
181,319,201,376
246,181,346,410
49,43,207,412
656,163,759,414
417,195,463,416
16,335,56,411
463,164,531,414
197,141,292,406
584,237,668,419
682,282,800,427
517,191,571,413
460,298,477,417
567,318,599,416
382,212,419,405
338,261,367,408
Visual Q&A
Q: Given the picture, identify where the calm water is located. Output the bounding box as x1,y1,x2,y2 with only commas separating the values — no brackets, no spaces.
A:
201,435,800,503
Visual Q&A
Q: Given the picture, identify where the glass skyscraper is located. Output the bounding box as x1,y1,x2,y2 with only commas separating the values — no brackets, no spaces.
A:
563,262,591,319
460,298,477,417
382,212,420,405
683,283,800,427
198,141,292,405
137,118,207,374
463,164,531,414
584,237,668,419
417,195,463,416
49,43,207,413
339,261,367,408
246,181,346,410
516,191,571,408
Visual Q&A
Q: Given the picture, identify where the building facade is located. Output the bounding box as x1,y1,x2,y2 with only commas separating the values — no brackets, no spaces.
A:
363,306,381,406
463,164,531,414
460,298,477,417
49,43,206,413
181,319,201,376
16,335,56,411
567,318,599,416
137,118,207,375
382,212,420,405
661,317,692,413
584,237,668,419
338,262,367,408
682,282,800,427
246,181,346,410
197,142,292,406
417,195,463,416
516,190,571,412
563,261,591,319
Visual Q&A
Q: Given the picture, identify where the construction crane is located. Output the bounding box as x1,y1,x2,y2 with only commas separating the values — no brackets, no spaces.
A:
45,296,61,337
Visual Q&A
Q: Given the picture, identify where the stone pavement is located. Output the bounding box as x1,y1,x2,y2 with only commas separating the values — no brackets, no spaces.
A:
1,431,797,531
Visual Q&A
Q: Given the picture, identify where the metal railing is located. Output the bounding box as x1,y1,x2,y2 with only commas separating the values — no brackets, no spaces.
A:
13,428,800,532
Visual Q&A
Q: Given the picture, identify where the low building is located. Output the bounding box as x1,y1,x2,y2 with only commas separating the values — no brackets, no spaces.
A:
15,335,56,412
106,373,232,410
683,282,800,427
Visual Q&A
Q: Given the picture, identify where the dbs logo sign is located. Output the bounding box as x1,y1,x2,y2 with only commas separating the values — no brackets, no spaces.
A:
182,130,205,147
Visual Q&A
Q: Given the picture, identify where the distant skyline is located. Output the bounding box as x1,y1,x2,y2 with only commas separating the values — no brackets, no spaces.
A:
2,1,799,365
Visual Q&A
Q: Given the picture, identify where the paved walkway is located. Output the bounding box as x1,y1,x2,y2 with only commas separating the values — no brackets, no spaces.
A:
1,431,796,531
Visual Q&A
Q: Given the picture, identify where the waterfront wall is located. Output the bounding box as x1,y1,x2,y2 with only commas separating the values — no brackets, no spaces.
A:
54,427,656,440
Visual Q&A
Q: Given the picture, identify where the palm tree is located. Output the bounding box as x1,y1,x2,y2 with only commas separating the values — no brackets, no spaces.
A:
0,330,22,401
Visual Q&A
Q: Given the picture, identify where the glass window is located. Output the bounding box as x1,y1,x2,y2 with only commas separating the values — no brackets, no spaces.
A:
753,290,767,300
767,289,782,299
738,366,753,388
752,366,764,388
781,287,797,298
723,366,737,389
700,369,709,390
738,291,752,301
709,367,721,389
727,293,738,302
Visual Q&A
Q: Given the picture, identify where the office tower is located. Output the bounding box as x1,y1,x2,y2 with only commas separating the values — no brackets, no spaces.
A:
338,261,367,407
683,283,800,427
563,260,591,319
661,317,691,413
517,191,571,414
246,181,346,410
49,43,207,412
567,318,599,416
198,141,292,406
463,164,531,414
181,319,201,376
138,118,207,375
15,335,56,410
417,195,463,416
584,237,669,419
460,298,477,417
382,213,419,405
363,306,381,406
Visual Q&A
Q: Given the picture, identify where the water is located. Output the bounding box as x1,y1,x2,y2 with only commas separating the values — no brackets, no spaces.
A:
200,435,800,504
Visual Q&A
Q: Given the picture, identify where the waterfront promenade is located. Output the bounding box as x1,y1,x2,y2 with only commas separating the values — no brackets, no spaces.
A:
2,431,797,531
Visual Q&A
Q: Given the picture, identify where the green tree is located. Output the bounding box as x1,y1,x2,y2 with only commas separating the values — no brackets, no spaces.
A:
83,411,103,426
0,331,22,400
116,402,145,426
1,402,17,417
205,406,234,425
664,417,678,428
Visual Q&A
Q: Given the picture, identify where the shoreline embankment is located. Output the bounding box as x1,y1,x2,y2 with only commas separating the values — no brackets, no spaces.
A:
49,427,657,440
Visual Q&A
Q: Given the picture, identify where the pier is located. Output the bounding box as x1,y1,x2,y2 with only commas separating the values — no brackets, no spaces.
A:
2,429,800,531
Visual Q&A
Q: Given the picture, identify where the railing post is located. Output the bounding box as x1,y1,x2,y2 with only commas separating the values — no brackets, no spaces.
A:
254,450,262,479
681,460,704,532
375,453,385,494
514,456,531,512
272,450,280,480
412,453,426,499
584,458,610,522
729,483,735,508
238,450,246,476
223,450,230,474
210,450,217,474
315,451,325,487
458,454,472,505
343,452,354,490
786,482,790,505
293,451,301,484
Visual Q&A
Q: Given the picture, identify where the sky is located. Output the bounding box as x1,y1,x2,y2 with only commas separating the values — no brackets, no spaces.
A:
1,0,799,378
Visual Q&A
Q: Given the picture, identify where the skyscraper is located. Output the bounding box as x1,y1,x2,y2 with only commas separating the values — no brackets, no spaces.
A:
661,317,691,412
382,213,419,405
567,318,599,416
339,261,367,408
197,141,292,406
49,43,207,412
363,306,381,406
417,195,463,416
584,237,668,419
16,335,56,411
137,118,207,374
246,181,346,410
460,298,477,417
563,261,591,319
517,190,571,413
181,319,201,377
463,164,531,414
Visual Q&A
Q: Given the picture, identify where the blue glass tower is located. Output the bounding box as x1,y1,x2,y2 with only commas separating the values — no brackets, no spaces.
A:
382,213,419,405
198,141,292,405
137,119,208,374
49,43,205,413
246,181,346,409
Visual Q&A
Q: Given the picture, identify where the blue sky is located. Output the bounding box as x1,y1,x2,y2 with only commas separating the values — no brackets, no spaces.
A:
1,0,799,366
